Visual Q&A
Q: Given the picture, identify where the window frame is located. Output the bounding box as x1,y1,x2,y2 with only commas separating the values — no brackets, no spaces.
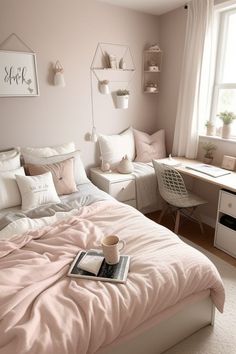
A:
210,8,236,137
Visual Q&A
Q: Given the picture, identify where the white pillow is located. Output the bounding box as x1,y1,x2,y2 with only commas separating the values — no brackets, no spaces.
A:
20,141,75,158
0,152,21,171
0,167,25,209
16,172,60,211
0,149,19,160
22,150,89,185
98,127,135,167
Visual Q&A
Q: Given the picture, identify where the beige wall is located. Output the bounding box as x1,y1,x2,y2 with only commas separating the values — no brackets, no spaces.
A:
156,6,187,154
0,0,159,167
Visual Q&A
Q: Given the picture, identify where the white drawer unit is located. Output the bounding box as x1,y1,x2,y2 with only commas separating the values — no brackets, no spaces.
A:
214,189,236,258
90,168,137,208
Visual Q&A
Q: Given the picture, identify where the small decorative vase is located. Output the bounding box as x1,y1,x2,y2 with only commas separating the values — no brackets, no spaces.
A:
117,155,133,174
119,58,126,69
206,125,215,136
203,157,213,165
222,124,231,139
116,95,129,109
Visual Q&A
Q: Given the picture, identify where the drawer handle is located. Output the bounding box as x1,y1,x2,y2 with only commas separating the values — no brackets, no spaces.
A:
228,203,232,208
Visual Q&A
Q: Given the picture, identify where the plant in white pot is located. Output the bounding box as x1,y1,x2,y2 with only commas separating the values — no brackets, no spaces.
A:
116,89,130,109
202,141,217,164
205,121,215,136
218,111,236,139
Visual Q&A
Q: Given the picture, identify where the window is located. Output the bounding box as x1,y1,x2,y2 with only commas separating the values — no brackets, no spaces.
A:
210,8,236,137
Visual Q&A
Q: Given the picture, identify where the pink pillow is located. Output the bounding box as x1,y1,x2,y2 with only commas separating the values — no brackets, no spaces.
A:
134,129,166,162
27,158,77,196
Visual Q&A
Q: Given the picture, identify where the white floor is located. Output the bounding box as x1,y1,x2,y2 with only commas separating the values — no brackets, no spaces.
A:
164,238,236,354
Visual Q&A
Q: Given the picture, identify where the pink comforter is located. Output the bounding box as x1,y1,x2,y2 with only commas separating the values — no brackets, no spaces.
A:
0,201,225,354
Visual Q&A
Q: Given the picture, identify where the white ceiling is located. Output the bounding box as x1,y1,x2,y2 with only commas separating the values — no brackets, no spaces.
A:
96,0,189,16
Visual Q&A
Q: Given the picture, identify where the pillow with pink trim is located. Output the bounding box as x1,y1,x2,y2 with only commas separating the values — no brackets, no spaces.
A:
134,129,166,163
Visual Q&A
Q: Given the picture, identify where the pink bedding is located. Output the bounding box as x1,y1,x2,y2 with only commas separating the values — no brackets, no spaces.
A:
0,200,225,354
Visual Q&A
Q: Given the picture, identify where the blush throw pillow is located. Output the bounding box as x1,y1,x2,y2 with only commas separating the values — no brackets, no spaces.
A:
22,150,89,185
0,167,25,210
98,127,135,167
16,172,60,211
20,141,75,158
27,158,77,196
134,129,166,163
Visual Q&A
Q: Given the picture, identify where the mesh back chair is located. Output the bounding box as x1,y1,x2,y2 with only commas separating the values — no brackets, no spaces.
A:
153,160,207,234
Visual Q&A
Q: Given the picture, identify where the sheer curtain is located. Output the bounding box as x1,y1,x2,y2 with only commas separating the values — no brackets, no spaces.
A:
172,0,215,158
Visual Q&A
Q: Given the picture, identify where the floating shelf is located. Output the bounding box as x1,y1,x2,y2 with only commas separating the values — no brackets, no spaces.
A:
93,68,135,83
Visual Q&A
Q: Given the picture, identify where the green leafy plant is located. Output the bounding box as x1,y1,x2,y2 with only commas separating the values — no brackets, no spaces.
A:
217,111,236,125
202,142,217,159
116,89,130,96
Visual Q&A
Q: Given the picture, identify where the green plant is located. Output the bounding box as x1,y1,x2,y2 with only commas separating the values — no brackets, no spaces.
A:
205,121,214,128
202,142,217,158
217,111,236,125
116,89,130,96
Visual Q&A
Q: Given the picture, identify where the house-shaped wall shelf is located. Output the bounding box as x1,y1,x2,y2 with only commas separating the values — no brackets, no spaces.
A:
91,42,135,84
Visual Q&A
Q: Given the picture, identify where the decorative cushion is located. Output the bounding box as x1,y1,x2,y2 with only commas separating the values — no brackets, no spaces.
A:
134,129,166,163
20,141,75,158
22,150,89,185
27,158,77,196
16,172,60,211
0,167,25,210
98,127,135,167
0,152,21,171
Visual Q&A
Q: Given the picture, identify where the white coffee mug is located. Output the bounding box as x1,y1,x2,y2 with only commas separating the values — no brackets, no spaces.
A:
101,235,125,265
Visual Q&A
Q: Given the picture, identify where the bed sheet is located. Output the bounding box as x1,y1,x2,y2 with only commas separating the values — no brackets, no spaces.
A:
0,199,225,354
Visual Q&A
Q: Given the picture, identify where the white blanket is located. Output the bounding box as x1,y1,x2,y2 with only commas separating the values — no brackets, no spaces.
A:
133,162,160,212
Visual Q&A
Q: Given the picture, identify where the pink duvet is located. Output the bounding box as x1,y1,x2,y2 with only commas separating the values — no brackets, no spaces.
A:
0,201,225,354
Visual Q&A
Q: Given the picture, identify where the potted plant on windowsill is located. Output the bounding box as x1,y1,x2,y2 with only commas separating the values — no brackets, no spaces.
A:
115,89,130,109
218,111,236,139
202,142,217,164
205,121,215,136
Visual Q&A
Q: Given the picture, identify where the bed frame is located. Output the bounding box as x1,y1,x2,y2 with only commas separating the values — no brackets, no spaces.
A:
98,292,215,354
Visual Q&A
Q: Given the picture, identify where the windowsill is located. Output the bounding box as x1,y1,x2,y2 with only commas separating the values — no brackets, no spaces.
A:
199,134,236,144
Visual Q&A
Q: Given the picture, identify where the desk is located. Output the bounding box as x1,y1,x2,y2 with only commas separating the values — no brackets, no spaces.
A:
158,157,236,192
158,157,236,258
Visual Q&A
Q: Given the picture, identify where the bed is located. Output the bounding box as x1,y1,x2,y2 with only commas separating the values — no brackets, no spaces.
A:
0,180,225,354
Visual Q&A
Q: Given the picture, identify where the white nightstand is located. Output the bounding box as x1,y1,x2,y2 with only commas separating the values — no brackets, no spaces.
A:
90,168,136,208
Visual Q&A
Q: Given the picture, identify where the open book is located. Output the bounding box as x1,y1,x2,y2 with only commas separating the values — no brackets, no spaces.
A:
67,250,130,284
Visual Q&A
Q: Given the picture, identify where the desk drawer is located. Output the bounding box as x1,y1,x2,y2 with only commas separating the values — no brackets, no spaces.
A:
219,191,236,218
215,223,236,257
109,180,135,202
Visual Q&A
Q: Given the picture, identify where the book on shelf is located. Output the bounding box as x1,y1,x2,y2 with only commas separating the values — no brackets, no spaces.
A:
185,164,231,178
67,249,130,284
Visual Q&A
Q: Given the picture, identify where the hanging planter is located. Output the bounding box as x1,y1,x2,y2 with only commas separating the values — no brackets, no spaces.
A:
115,89,130,109
99,80,110,95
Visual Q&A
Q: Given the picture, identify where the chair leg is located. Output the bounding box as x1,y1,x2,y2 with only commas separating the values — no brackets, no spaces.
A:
174,210,181,234
195,209,204,234
159,204,168,223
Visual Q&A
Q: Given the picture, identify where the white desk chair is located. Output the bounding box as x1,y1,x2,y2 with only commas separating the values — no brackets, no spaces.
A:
152,160,207,234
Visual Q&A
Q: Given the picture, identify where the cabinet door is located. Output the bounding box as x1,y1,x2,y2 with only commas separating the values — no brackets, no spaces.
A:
219,191,236,218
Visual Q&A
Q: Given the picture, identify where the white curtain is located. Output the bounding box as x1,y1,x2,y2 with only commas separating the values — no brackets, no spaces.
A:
172,0,215,158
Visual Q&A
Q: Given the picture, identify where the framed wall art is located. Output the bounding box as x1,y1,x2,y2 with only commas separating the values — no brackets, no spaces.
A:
0,50,39,97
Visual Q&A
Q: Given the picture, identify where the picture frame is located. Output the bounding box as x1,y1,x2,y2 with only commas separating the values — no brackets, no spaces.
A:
0,50,39,97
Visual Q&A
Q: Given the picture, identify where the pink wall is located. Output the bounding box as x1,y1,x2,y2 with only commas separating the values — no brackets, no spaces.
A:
0,0,160,167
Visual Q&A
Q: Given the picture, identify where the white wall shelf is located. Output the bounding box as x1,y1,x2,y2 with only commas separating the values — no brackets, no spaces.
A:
143,46,162,94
